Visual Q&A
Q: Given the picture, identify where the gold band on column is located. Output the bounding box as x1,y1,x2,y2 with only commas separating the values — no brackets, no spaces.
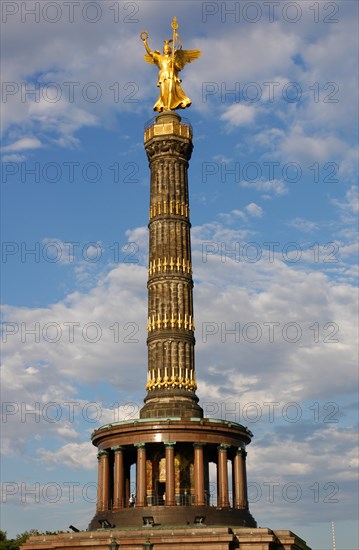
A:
147,312,195,332
149,200,189,220
149,257,192,276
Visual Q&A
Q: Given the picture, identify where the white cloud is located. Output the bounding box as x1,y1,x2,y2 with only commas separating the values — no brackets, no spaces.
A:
221,203,264,224
279,124,346,163
288,218,319,233
219,210,248,224
245,202,263,218
1,153,26,162
213,154,232,163
194,266,357,403
220,104,258,127
332,185,359,214
339,146,359,183
1,136,42,152
37,442,96,470
28,98,98,141
41,238,79,264
241,178,288,197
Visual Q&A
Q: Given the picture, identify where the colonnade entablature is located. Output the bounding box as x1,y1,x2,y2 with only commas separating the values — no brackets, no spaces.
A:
92,417,253,449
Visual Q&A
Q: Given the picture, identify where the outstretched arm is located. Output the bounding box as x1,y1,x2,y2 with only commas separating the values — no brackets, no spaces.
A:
141,32,159,66
141,32,152,57
143,39,152,57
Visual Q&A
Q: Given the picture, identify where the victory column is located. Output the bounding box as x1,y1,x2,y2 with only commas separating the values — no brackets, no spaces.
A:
22,18,311,550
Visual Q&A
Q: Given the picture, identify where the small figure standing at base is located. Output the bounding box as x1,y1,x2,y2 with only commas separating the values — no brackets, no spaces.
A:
140,17,201,112
129,493,136,507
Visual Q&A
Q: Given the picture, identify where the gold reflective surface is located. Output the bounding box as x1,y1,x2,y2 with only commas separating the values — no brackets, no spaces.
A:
141,17,201,112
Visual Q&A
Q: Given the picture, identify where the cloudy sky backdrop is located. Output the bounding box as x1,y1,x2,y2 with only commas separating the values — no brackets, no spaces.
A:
1,1,358,548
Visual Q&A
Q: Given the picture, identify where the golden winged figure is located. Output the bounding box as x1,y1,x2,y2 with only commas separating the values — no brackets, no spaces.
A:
140,17,201,112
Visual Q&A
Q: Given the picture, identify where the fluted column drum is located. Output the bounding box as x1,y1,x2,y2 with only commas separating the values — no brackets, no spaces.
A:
141,112,203,419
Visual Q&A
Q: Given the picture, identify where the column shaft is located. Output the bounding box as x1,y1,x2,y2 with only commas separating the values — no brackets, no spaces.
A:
142,112,203,420
97,451,110,512
234,449,248,509
194,444,205,506
136,444,147,507
96,454,103,512
102,452,110,511
165,443,175,506
217,445,230,508
113,447,124,509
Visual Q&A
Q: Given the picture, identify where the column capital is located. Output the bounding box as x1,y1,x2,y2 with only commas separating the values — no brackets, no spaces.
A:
134,442,146,449
144,135,193,162
164,441,176,448
112,445,124,453
97,450,109,460
193,442,206,448
237,448,247,458
218,443,231,452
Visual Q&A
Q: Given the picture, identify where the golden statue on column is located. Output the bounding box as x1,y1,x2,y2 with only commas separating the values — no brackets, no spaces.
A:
140,17,201,111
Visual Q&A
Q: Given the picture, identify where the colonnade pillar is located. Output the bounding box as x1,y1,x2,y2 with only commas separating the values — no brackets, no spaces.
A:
234,448,248,509
112,446,124,509
95,442,249,513
135,443,147,507
194,443,205,506
165,442,176,506
217,444,230,508
96,452,103,512
97,450,110,512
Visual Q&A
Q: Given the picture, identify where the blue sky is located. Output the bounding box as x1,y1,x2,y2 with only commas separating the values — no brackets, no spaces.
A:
1,1,358,548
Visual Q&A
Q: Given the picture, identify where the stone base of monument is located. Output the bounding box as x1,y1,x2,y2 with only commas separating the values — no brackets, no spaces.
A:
21,526,311,550
89,504,257,530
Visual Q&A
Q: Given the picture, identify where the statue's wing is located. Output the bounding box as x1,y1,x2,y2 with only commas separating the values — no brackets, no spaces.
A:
144,53,156,65
174,49,201,71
